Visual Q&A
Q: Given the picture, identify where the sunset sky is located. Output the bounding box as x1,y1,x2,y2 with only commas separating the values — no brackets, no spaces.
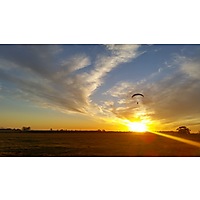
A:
0,44,200,132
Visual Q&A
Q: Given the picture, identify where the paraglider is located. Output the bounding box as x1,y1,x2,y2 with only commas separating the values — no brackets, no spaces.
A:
132,93,144,104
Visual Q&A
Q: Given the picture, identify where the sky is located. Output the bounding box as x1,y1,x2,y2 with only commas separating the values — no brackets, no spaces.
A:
0,44,200,132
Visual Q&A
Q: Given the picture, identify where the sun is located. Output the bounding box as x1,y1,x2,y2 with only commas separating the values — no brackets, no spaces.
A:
127,122,148,132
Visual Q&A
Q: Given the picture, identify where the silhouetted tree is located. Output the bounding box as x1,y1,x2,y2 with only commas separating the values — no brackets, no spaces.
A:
176,126,190,134
22,126,31,131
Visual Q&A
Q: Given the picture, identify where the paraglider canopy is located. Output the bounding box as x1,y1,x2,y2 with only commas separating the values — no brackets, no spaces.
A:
131,93,144,98
131,93,144,104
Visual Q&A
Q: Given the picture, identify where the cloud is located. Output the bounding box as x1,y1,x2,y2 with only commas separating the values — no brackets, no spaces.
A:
146,80,200,131
101,55,200,131
55,55,90,79
105,44,140,62
0,45,62,78
180,57,200,80
105,82,134,98
66,45,141,113
0,45,141,115
2,45,199,131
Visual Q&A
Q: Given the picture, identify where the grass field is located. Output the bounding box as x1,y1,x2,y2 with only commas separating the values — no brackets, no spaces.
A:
1,131,200,156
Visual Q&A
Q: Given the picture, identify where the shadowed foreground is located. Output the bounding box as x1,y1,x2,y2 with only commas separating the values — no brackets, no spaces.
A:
1,131,200,156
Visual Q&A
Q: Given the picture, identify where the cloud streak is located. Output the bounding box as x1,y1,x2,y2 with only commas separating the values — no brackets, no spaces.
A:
0,45,141,114
101,54,200,131
1,45,200,131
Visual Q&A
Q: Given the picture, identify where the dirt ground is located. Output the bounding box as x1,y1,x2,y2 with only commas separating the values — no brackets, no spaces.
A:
0,131,200,156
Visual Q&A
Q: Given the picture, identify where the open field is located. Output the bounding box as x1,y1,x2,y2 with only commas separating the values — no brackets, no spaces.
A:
1,131,200,156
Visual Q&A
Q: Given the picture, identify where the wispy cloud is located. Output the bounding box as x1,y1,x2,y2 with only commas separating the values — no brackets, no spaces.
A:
101,54,200,131
180,57,200,80
1,45,199,131
0,45,141,114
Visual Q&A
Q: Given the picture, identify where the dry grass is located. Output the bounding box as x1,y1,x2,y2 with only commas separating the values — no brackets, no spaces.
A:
0,131,200,156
